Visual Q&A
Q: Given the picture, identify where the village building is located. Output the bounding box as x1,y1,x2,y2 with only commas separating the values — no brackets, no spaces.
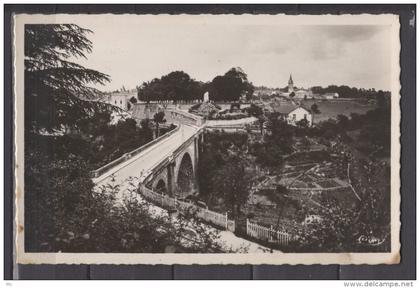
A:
287,74,313,99
106,87,137,110
323,92,339,99
276,103,313,126
132,102,165,121
203,91,210,102
285,74,338,100
294,89,313,99
288,74,294,94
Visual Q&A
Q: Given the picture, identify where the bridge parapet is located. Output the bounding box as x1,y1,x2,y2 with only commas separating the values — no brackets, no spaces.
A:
141,125,204,188
205,116,258,127
91,124,180,179
165,108,205,127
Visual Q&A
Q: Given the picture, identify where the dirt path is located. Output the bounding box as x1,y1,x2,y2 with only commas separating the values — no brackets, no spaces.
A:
347,163,362,201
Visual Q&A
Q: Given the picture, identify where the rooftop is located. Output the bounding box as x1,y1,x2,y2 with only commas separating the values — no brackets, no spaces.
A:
272,103,311,114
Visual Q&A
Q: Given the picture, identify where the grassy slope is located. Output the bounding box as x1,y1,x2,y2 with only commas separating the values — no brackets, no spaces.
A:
300,99,376,123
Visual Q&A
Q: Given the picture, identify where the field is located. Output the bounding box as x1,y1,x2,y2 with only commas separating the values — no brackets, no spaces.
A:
244,136,363,238
300,99,376,123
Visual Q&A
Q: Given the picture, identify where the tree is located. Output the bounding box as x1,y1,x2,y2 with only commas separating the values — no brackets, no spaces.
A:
310,103,320,114
352,160,390,250
197,130,250,209
266,114,294,152
250,114,294,170
129,96,138,104
211,155,253,218
376,90,387,108
140,118,151,130
24,24,229,254
296,153,390,252
257,114,267,135
358,108,391,155
247,103,263,118
26,151,226,253
25,152,96,251
289,92,295,98
210,67,254,102
301,136,311,151
153,111,166,137
25,24,110,131
336,114,350,130
296,197,358,252
310,103,320,124
137,71,205,103
296,118,310,129
302,84,390,99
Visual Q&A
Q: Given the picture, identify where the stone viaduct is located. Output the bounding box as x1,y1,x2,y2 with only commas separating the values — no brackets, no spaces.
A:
93,107,256,199
142,122,204,198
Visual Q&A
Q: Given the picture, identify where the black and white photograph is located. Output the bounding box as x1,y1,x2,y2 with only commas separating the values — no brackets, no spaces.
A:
13,13,401,265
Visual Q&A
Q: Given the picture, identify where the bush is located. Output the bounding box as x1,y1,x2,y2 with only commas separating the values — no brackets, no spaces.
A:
217,113,248,120
189,103,201,111
25,148,225,253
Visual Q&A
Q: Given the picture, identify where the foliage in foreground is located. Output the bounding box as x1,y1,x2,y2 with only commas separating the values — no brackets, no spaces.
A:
25,150,226,253
24,23,216,253
25,24,110,131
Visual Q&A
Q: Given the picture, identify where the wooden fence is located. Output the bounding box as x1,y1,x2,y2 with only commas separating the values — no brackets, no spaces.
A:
140,185,235,232
246,219,293,246
197,209,228,230
140,186,297,247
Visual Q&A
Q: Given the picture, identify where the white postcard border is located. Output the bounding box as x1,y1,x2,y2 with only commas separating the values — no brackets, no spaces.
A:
14,13,401,265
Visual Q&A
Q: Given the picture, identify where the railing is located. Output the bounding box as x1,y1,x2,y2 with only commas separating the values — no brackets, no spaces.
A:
205,126,262,134
197,209,228,229
140,185,299,247
166,108,205,127
141,126,204,186
246,219,293,246
227,219,236,232
139,184,235,232
91,125,180,178
205,117,257,127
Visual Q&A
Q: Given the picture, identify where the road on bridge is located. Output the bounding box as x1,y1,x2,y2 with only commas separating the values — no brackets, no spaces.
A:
92,120,280,253
93,124,199,189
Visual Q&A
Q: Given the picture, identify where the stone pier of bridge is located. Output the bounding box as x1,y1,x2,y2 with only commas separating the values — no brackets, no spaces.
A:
147,128,204,199
93,107,255,200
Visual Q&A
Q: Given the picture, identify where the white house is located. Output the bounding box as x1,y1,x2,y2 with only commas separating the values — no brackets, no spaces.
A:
276,104,313,126
294,89,313,99
323,92,339,99
107,89,137,110
203,91,210,102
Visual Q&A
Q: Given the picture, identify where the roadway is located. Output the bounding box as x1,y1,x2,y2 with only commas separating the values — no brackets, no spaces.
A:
93,124,200,190
91,116,281,253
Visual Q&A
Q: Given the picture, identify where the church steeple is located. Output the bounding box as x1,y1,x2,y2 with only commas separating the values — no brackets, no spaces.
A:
288,74,294,94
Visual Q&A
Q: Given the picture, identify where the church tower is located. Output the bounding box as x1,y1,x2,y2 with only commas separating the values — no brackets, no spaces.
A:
288,74,294,94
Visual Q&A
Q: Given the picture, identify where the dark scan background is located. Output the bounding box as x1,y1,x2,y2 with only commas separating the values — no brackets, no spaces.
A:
4,4,416,280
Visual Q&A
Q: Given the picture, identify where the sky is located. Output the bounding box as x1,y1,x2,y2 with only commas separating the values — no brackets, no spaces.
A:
72,15,393,92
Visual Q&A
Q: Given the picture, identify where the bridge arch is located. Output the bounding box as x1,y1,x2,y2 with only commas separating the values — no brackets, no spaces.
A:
176,152,195,197
155,179,167,194
152,171,169,195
